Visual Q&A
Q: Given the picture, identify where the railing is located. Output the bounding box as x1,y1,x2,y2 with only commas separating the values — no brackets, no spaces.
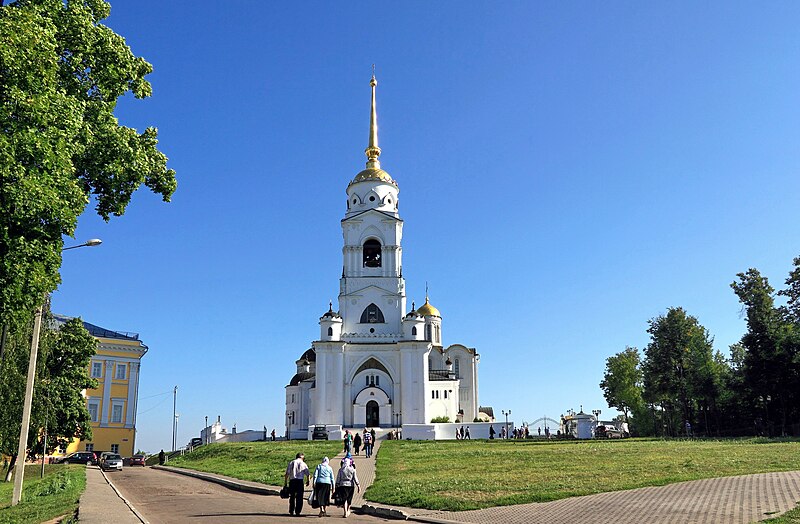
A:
429,369,456,381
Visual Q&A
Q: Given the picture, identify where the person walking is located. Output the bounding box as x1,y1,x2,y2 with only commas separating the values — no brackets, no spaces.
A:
335,457,361,518
313,457,335,517
363,429,372,458
465,426,471,439
158,449,166,465
489,425,495,439
284,452,310,517
353,431,362,455
343,430,353,453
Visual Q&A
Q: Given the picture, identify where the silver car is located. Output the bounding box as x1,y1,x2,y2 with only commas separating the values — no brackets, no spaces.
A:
100,453,123,471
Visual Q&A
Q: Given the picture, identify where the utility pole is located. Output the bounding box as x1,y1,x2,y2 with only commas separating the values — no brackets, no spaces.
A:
172,385,178,451
12,301,44,505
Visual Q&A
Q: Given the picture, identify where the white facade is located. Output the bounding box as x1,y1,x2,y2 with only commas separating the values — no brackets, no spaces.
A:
285,77,480,439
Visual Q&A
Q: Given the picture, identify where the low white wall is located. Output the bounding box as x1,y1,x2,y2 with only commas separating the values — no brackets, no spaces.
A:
403,422,513,440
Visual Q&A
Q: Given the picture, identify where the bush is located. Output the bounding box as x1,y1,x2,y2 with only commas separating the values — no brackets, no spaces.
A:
430,416,450,423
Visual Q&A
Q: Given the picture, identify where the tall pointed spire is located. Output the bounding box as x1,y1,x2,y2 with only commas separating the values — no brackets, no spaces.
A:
365,70,381,169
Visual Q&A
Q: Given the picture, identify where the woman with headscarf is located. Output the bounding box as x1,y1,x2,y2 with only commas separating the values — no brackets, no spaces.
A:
335,457,360,517
313,456,335,517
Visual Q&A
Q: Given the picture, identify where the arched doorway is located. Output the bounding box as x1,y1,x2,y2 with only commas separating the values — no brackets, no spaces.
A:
366,400,380,427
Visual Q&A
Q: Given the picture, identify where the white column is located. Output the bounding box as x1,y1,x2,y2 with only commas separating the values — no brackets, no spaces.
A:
100,361,114,425
125,362,139,428
330,348,344,425
314,350,327,424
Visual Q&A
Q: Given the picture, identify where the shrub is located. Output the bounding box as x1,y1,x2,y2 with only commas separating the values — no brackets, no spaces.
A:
430,416,450,423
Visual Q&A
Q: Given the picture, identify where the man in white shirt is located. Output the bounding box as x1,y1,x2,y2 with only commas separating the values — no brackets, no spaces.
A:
284,452,310,516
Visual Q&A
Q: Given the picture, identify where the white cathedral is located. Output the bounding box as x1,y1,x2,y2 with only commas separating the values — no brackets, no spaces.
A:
285,76,480,439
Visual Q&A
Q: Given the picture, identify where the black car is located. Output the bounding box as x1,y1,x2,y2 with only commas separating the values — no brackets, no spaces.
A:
311,425,329,440
59,452,96,464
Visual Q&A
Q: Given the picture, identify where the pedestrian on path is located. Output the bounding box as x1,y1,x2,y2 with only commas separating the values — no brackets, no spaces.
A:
284,452,310,517
335,457,361,518
313,457,335,517
353,432,362,455
343,430,353,454
489,425,495,439
363,429,373,458
271,429,276,441
158,449,165,465
465,426,471,439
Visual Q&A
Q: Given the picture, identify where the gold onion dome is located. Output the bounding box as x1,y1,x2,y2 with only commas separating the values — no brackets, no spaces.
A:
417,297,441,317
348,74,397,188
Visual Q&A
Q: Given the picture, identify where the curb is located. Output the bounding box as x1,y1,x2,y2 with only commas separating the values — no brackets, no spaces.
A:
359,503,410,520
152,465,281,496
99,467,150,524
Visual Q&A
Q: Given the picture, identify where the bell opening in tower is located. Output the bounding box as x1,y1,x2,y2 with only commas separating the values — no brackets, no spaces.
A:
363,239,382,267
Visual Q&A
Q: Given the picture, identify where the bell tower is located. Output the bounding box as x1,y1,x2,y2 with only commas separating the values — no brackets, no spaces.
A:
339,75,406,340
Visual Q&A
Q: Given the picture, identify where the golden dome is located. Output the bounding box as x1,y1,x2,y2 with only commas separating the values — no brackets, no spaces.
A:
349,168,396,187
417,297,441,317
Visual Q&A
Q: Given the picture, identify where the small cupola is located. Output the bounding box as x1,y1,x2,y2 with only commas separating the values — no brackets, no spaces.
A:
402,300,426,340
319,301,343,341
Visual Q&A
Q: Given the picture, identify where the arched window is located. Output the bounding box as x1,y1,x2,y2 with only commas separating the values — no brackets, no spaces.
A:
435,325,440,343
454,358,460,378
360,303,385,323
411,326,417,336
327,326,333,336
363,239,382,268
425,324,432,341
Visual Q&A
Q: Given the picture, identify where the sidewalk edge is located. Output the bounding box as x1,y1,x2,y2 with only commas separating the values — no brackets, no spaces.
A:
99,468,149,524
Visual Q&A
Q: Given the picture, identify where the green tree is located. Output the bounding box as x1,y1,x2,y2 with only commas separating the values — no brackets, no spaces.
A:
0,0,176,328
641,307,716,436
0,310,97,480
732,266,799,436
599,347,643,427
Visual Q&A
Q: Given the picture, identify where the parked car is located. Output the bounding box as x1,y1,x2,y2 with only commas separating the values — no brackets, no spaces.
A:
311,425,329,440
58,452,96,465
606,426,625,439
129,455,146,466
188,437,203,448
100,453,123,471
595,425,608,438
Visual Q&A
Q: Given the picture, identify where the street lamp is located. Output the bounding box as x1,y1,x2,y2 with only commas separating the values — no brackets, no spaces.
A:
592,409,601,421
501,410,511,439
172,386,178,451
205,415,209,445
12,239,102,505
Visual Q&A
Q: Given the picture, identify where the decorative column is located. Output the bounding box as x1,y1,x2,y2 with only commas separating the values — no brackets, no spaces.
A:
125,362,139,428
101,360,114,425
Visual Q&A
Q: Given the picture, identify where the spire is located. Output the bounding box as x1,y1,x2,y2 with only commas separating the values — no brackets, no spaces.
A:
365,68,381,169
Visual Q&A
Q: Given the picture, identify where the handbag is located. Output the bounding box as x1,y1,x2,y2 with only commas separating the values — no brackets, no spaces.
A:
280,485,290,499
333,487,347,507
308,489,319,509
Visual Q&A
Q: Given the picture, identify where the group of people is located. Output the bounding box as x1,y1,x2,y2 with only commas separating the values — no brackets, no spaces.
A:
454,425,471,439
284,452,361,518
342,428,375,458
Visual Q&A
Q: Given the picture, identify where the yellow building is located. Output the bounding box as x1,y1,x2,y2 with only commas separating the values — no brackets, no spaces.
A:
56,316,148,457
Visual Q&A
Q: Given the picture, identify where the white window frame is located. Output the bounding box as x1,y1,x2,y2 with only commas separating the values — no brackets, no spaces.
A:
115,363,126,380
87,400,100,422
110,444,119,453
111,401,124,423
91,362,102,378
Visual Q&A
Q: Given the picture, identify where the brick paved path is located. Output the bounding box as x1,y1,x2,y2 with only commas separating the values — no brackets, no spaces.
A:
399,471,800,524
332,435,383,508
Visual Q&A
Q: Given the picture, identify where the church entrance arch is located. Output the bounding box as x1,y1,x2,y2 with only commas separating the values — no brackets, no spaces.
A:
366,401,379,427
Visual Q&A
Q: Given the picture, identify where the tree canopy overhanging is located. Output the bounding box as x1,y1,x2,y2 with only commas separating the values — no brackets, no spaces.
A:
0,0,177,327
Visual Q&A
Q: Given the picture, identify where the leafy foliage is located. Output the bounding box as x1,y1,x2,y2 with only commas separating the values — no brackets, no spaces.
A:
0,0,176,328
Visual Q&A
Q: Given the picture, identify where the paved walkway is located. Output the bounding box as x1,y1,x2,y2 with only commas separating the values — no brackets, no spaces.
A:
78,466,144,523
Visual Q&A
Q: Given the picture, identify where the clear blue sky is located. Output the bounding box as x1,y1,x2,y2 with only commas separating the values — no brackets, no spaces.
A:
53,2,800,452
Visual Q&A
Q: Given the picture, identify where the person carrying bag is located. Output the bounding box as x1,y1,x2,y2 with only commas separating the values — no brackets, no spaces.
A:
312,457,335,517
335,457,361,518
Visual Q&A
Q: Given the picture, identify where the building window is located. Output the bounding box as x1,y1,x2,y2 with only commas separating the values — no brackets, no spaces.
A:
327,326,333,336
411,326,417,336
435,390,440,399
291,394,295,403
88,401,99,422
116,364,126,380
360,303,385,323
91,362,102,378
366,376,370,386
431,390,435,399
425,324,432,341
454,359,460,378
363,239,382,267
111,402,124,423
375,375,379,386
110,444,119,454
85,443,94,452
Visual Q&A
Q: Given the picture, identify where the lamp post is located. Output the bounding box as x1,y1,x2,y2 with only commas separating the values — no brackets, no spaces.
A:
592,409,601,422
175,414,180,450
12,239,102,505
501,410,511,439
205,415,209,445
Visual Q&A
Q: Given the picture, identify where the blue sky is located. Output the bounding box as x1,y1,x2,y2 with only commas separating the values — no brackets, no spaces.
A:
53,2,800,452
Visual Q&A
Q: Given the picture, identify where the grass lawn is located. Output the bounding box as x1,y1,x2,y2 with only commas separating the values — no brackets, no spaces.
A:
764,504,800,523
366,437,800,511
0,464,85,524
168,440,342,486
